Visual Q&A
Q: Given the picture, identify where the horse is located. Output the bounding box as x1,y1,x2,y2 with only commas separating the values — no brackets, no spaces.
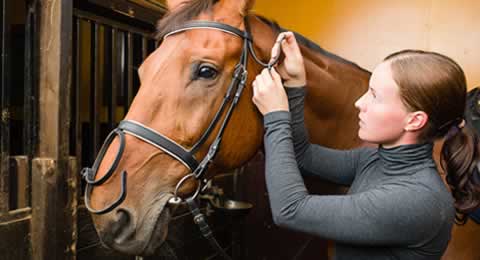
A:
81,0,478,258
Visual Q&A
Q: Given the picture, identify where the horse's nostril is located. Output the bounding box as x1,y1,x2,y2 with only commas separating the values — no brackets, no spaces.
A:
115,208,131,226
107,208,133,244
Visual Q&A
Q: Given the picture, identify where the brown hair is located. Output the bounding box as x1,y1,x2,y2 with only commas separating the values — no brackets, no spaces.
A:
384,50,480,224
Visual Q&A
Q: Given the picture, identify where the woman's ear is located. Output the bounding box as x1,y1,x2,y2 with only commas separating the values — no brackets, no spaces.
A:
405,111,429,132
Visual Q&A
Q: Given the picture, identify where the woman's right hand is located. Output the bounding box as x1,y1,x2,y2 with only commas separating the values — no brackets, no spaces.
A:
270,32,306,87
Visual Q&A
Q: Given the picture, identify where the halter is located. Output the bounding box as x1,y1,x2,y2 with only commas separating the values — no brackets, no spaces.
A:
81,17,280,259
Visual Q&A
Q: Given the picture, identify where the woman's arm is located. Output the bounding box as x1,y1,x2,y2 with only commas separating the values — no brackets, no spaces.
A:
286,87,365,185
263,113,443,246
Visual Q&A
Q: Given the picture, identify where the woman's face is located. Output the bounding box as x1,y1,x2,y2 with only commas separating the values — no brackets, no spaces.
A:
354,62,411,147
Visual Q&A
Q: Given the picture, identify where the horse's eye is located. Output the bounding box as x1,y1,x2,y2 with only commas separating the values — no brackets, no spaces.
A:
197,66,218,79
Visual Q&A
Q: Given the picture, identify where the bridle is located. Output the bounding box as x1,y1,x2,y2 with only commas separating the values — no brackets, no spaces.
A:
81,17,280,259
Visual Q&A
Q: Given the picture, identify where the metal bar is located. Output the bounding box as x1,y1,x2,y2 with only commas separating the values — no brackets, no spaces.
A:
92,22,101,156
110,28,118,129
119,30,127,115
0,0,12,212
127,32,134,106
142,36,148,60
73,8,153,38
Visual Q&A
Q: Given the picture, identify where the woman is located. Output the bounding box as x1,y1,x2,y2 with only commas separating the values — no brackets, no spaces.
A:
252,32,480,259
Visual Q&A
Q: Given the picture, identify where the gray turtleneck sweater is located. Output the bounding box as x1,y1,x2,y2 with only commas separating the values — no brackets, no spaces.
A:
263,88,455,260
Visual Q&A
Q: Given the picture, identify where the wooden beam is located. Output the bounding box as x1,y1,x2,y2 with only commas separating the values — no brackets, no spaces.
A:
33,0,75,259
1,0,13,213
31,157,78,260
9,156,30,209
37,0,72,159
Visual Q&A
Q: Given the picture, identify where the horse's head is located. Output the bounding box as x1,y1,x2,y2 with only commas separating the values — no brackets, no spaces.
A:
86,0,277,255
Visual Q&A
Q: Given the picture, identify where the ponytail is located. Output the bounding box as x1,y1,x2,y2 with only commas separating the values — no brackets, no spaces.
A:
440,125,480,224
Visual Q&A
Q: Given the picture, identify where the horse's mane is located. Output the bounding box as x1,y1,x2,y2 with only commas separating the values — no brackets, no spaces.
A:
255,16,370,74
154,1,369,74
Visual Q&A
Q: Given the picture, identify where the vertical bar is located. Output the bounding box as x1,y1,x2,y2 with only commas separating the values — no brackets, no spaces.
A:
75,18,82,165
33,0,74,259
23,3,33,159
67,156,79,259
110,28,118,129
91,22,101,156
127,32,133,107
141,36,148,60
70,16,77,157
31,158,61,259
9,156,29,209
0,0,12,212
119,30,127,115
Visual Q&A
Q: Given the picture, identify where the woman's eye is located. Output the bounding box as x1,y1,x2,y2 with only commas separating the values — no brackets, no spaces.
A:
197,66,218,79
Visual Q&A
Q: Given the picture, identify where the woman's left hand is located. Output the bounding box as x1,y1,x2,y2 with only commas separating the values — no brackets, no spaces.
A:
252,68,289,115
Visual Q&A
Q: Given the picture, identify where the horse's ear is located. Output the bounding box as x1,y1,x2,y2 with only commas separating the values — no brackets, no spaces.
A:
217,0,255,16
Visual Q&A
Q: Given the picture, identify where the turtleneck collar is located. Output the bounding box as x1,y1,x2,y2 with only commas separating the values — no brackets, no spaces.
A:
378,142,436,175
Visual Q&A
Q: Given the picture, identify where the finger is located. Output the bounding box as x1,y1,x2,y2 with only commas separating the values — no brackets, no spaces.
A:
261,68,273,86
270,33,288,62
255,74,266,91
270,43,281,63
282,32,302,57
270,68,283,86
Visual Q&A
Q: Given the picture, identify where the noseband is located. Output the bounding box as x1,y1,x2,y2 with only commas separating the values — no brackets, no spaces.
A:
81,18,279,259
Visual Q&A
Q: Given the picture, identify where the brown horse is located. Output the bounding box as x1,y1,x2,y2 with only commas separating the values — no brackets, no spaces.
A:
85,0,478,258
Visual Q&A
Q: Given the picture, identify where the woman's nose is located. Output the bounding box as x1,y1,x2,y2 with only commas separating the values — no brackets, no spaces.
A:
354,94,365,110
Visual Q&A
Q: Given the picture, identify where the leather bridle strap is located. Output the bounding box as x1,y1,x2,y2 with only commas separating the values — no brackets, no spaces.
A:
186,197,232,259
118,120,199,171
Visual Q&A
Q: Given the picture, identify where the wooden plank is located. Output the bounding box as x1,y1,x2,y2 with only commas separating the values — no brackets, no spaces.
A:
35,0,74,258
1,0,12,213
31,158,59,260
74,17,82,167
0,211,31,260
37,0,72,159
30,156,79,260
0,207,31,223
9,156,30,209
67,156,79,260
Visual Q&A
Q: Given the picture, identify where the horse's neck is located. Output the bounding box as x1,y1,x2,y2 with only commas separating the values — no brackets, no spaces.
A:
250,16,370,149
299,42,371,149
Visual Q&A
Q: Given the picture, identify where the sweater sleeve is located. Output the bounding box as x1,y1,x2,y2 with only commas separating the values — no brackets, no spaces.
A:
285,87,360,185
263,112,444,246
